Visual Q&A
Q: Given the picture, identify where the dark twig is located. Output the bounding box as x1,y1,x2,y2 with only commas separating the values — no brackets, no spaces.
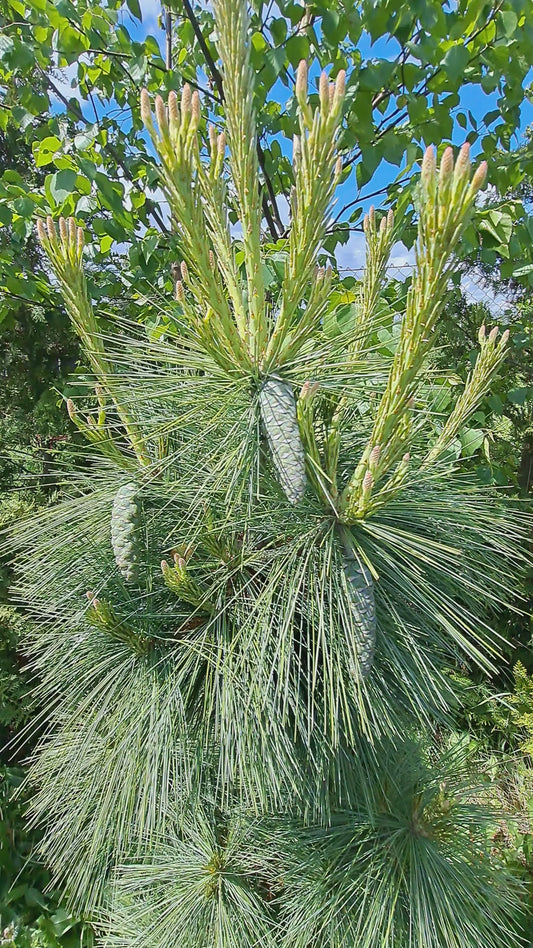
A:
164,6,173,70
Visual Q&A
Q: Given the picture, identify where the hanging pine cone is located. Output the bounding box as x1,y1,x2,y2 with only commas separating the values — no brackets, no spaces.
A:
342,552,376,677
259,376,306,505
110,482,142,583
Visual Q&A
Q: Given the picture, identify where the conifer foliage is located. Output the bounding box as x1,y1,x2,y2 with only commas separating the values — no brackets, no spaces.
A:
13,0,530,943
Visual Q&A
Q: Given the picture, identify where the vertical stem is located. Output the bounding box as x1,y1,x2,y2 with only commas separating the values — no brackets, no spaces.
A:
212,0,266,363
164,7,172,70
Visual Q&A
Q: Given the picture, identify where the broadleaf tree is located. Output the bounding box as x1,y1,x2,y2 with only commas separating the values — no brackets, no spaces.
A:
7,0,532,944
1,0,533,330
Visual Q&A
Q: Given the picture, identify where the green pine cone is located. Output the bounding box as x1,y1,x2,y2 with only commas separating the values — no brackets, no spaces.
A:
343,553,376,676
259,376,306,505
110,482,142,583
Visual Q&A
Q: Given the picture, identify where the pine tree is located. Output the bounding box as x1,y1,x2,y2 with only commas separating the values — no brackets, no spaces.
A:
12,0,530,944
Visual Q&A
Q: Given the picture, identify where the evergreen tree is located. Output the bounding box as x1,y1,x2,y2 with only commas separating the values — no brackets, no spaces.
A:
12,0,530,943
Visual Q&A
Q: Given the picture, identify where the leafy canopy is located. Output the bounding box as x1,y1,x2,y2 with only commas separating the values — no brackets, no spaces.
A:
3,1,532,946
0,0,533,328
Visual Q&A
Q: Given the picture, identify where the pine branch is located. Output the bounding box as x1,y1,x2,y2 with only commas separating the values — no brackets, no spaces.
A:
140,88,251,371
422,324,510,467
351,206,395,357
180,0,283,240
36,216,150,466
212,0,267,361
264,62,345,369
65,390,133,470
161,552,214,613
86,591,151,653
197,125,248,342
340,145,488,521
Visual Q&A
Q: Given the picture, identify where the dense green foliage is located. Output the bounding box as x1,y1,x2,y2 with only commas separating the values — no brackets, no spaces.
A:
0,0,532,945
1,0,533,325
1,493,96,947
0,129,85,948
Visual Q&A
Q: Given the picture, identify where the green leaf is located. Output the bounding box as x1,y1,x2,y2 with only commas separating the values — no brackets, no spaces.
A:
270,17,287,45
443,45,470,81
264,45,286,79
142,233,159,262
23,886,49,909
45,169,77,205
33,135,63,167
94,172,125,215
478,210,513,249
284,35,308,67
56,24,90,56
511,262,533,277
251,31,268,52
8,37,34,69
487,394,504,414
99,234,114,254
51,907,77,936
507,387,530,406
126,0,142,19
74,127,98,151
460,427,484,456
322,10,342,43
13,195,34,217
500,10,517,37
129,53,147,83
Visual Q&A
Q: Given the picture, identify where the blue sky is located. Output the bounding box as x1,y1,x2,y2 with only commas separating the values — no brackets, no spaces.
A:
59,0,531,277
120,1,531,272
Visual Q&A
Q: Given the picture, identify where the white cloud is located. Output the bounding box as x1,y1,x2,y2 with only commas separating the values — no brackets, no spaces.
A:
275,193,290,229
333,235,416,276
137,0,163,33
145,184,171,227
334,231,366,271
387,241,415,279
